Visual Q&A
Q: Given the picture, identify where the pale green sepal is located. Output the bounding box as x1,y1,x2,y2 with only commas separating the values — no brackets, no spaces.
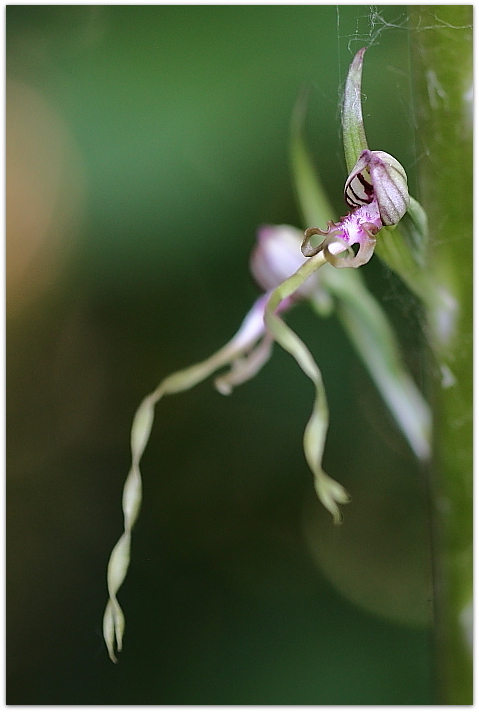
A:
313,473,352,525
103,531,130,662
342,47,369,173
130,396,155,464
215,334,274,395
103,310,281,661
103,599,124,664
107,531,132,596
263,251,351,523
122,465,142,528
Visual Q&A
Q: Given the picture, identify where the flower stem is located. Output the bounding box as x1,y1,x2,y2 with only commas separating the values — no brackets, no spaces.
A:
409,6,472,704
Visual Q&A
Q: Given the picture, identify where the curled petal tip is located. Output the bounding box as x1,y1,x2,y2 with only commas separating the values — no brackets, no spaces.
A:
301,226,328,257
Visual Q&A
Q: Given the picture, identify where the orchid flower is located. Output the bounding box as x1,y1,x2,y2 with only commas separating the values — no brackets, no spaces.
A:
103,47,431,663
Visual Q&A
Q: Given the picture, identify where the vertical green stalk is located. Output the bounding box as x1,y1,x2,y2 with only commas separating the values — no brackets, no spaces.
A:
409,6,472,704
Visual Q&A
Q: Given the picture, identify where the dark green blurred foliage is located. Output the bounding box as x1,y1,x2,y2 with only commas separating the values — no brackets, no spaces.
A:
7,6,432,704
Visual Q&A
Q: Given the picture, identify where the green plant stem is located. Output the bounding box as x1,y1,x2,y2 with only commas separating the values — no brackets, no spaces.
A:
409,6,472,704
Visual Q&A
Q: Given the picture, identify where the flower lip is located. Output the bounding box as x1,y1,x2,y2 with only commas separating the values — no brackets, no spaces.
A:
301,199,382,265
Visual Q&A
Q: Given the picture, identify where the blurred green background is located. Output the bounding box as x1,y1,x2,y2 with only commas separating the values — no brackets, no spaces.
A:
7,6,433,704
